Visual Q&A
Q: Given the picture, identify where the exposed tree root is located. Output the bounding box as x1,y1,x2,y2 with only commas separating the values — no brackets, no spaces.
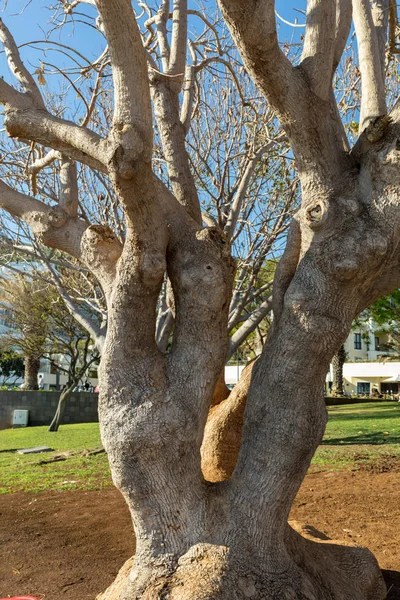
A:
97,522,386,600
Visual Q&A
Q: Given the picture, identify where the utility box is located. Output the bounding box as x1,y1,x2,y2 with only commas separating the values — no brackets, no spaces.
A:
13,410,29,427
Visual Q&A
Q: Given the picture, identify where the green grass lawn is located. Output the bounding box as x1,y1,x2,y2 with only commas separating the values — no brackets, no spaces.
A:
313,401,400,470
0,423,110,494
0,402,399,494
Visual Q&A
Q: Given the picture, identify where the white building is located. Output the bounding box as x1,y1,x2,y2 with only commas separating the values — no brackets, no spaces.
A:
328,320,400,396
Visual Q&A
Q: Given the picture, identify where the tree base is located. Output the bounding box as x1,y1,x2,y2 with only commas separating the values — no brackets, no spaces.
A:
97,522,386,600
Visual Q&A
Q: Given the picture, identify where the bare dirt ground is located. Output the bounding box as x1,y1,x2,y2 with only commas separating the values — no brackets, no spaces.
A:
0,469,399,600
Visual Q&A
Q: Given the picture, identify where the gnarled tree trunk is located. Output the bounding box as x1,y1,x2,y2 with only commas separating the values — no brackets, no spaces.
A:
0,0,398,598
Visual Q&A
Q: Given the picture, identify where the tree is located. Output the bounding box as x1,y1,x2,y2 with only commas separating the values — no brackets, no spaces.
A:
361,289,400,355
0,275,51,389
0,273,98,427
0,346,24,386
0,1,398,598
45,296,99,431
331,344,347,396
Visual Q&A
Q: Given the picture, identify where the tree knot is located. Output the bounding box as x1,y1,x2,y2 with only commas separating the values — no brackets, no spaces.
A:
365,114,392,144
81,225,123,265
304,201,328,229
109,123,147,180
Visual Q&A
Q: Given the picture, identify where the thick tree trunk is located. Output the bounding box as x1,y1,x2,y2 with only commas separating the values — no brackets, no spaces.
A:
94,146,396,597
331,344,346,396
0,1,397,598
96,253,387,599
48,384,74,432
21,355,40,390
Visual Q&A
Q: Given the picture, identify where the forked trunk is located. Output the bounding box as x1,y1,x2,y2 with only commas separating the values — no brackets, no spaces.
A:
48,384,75,432
22,355,40,390
331,344,346,396
97,299,386,599
97,184,388,598
0,0,397,598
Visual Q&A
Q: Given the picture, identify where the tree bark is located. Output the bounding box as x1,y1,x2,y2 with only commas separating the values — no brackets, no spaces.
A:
331,344,346,396
211,370,231,407
48,383,75,432
0,2,397,599
21,355,40,390
202,360,254,481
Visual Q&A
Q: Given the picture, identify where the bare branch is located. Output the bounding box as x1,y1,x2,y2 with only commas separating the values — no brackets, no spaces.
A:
389,0,400,54
0,179,88,259
81,62,107,128
228,297,273,358
187,11,223,56
151,74,201,223
0,77,31,109
353,0,387,131
0,179,52,224
194,57,247,107
29,149,60,195
95,0,153,173
168,0,188,85
0,18,44,108
217,1,298,119
300,0,337,99
42,257,106,352
64,0,96,11
180,64,196,132
59,156,79,217
155,1,171,71
216,1,348,184
371,0,390,71
333,0,353,70
29,150,60,175
4,106,107,172
224,138,285,240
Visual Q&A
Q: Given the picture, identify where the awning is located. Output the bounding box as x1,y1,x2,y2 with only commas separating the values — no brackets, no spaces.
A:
383,374,400,382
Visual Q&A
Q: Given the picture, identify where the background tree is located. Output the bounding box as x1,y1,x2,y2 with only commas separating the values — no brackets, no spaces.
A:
0,275,51,389
0,1,398,599
0,345,24,386
357,289,400,355
331,344,347,396
0,272,98,428
45,295,99,431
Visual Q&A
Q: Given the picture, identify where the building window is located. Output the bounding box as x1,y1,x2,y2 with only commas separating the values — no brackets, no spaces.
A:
375,336,380,351
354,333,362,350
357,382,370,395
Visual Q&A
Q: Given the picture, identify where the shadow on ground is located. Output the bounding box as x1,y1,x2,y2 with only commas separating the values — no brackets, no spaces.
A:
383,570,400,599
322,432,400,445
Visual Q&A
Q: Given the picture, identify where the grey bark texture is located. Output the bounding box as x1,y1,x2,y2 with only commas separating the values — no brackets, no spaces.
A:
0,0,398,598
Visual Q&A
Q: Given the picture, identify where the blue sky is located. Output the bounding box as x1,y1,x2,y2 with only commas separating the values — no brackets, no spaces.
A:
0,1,307,80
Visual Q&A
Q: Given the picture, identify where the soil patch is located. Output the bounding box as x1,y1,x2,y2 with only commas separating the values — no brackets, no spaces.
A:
0,469,399,599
